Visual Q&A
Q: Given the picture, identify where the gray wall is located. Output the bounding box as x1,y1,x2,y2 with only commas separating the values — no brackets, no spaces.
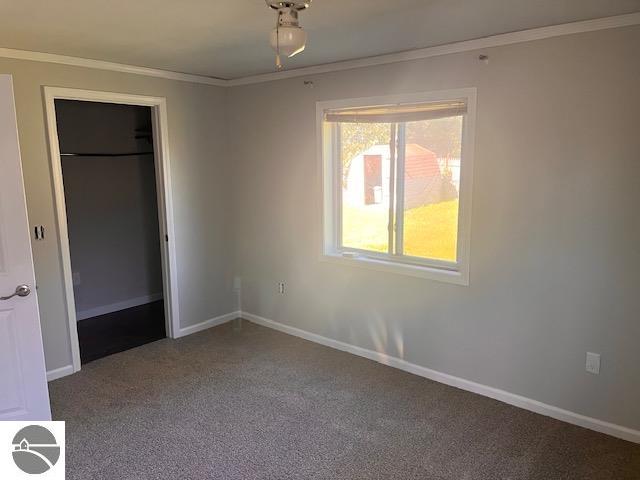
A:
3,22,638,432
56,101,163,318
0,58,235,372
227,25,640,430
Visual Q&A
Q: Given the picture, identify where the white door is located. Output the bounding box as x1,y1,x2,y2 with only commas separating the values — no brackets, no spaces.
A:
0,75,51,421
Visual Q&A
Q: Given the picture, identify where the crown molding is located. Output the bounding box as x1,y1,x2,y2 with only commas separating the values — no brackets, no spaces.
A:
228,12,640,86
0,47,227,86
0,12,638,88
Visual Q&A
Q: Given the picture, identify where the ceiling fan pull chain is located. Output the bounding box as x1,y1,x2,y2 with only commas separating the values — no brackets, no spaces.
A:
275,14,282,69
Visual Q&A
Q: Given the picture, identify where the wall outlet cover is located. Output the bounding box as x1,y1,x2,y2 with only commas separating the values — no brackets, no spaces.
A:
586,352,600,375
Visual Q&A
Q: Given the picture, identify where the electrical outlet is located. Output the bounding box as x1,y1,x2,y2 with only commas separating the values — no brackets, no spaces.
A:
72,272,81,286
278,282,285,294
233,276,242,291
586,352,600,375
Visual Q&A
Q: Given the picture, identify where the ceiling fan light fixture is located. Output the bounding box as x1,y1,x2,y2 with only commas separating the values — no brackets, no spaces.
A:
269,24,307,58
265,0,311,10
266,0,312,69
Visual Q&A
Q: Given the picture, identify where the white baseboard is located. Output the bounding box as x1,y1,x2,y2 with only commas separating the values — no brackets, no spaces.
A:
242,311,640,444
76,293,164,321
175,311,240,338
45,311,239,382
46,364,74,382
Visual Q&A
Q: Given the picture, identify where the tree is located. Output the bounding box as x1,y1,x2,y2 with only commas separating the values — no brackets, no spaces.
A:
340,122,390,169
406,116,462,158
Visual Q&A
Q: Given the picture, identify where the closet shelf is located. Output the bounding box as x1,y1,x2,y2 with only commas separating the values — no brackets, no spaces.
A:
60,152,154,157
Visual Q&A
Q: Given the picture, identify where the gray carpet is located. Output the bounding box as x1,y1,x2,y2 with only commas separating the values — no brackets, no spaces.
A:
50,320,640,479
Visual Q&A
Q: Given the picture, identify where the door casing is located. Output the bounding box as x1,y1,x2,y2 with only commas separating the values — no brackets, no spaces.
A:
43,87,180,376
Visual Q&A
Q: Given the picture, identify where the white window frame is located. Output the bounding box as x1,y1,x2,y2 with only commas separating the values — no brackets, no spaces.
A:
318,88,476,285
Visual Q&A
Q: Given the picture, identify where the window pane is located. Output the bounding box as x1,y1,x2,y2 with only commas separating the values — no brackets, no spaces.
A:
340,123,391,253
401,116,463,262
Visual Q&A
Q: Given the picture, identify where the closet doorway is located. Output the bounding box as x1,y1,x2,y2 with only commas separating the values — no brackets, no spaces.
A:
44,88,179,373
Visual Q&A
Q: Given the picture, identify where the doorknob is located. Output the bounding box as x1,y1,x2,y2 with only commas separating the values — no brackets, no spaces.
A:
0,284,31,300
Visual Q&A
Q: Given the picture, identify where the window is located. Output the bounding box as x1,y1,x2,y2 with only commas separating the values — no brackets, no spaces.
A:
319,89,475,284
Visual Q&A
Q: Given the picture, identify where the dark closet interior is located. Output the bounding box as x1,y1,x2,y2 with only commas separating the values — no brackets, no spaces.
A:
55,100,166,364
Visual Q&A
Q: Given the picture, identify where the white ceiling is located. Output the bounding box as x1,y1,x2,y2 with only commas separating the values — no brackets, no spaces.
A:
1,0,639,79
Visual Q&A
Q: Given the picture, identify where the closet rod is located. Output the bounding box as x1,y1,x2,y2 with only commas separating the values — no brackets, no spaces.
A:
60,152,154,157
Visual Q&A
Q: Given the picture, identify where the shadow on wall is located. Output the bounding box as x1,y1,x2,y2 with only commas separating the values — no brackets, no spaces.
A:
248,265,407,361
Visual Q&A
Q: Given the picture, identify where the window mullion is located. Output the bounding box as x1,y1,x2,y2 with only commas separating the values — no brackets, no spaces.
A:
395,122,406,256
387,123,396,255
334,123,343,250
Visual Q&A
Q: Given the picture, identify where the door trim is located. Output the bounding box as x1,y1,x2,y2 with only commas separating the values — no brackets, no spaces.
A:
43,87,180,374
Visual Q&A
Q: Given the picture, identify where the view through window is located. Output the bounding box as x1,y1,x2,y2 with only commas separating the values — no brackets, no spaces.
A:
332,102,464,264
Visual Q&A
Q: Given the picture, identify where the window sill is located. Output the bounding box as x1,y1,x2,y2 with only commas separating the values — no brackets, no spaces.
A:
320,252,469,285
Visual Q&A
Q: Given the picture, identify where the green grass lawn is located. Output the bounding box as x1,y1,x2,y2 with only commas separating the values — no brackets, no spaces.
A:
342,199,458,261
